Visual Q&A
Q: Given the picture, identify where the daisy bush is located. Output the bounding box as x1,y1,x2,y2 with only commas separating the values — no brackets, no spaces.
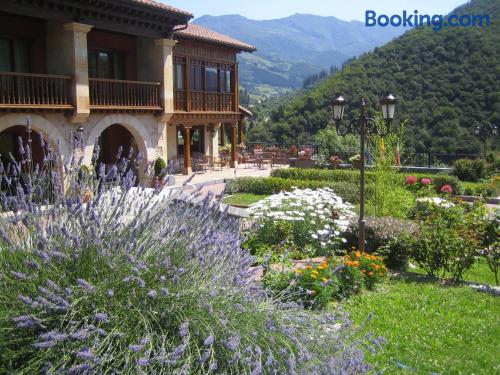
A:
0,124,374,374
244,188,355,260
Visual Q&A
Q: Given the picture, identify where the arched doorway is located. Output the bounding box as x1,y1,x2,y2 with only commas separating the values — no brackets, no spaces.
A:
0,125,57,199
95,124,139,180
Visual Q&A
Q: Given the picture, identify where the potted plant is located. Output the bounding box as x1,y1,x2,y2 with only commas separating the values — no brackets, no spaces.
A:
329,155,343,168
349,155,363,169
236,143,247,152
154,157,167,187
219,145,231,155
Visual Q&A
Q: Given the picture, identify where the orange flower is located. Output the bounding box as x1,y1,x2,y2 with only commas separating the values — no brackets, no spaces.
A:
368,272,374,277
320,261,328,268
355,251,361,258
306,265,312,270
361,269,366,273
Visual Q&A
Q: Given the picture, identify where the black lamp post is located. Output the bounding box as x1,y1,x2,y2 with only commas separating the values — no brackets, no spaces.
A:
474,123,498,159
332,93,397,252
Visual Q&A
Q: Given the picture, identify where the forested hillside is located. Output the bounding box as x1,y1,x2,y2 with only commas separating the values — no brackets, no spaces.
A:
247,0,500,155
194,14,404,94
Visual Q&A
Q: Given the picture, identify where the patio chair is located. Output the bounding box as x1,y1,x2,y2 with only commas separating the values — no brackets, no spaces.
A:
194,155,211,173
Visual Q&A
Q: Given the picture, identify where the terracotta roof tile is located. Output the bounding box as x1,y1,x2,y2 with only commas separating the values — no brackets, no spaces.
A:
174,24,256,52
129,0,193,17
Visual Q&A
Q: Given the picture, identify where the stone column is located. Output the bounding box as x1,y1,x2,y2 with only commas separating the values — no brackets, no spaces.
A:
183,126,192,175
230,123,238,168
137,38,177,120
166,124,178,163
47,22,92,123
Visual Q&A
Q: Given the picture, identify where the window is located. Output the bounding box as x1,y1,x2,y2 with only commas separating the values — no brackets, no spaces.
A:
88,50,126,80
220,69,232,93
190,65,203,91
174,63,184,90
206,67,218,92
0,38,30,72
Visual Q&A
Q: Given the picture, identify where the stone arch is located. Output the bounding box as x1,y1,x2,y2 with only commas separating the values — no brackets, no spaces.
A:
84,114,155,166
0,113,70,160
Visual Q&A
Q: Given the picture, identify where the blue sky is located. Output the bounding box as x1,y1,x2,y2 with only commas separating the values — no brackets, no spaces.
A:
165,0,468,21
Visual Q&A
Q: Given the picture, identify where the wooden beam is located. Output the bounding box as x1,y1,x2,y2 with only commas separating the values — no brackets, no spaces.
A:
182,126,192,175
230,123,237,168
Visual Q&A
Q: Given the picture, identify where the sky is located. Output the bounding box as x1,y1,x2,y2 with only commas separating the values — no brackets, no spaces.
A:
164,0,468,21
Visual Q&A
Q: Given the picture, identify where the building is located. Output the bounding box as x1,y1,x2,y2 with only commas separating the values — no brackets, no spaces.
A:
0,0,255,178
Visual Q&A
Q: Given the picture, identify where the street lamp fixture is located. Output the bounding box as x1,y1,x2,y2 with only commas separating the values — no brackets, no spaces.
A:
474,123,498,159
331,94,397,252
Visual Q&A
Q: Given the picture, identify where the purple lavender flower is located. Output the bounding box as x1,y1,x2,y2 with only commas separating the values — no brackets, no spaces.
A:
70,329,90,341
25,260,40,270
67,363,94,374
77,279,96,292
128,344,144,352
161,288,169,296
12,315,42,328
203,334,214,346
147,290,157,298
179,321,189,338
76,347,95,360
19,294,34,306
106,289,114,297
94,312,109,323
11,271,27,280
137,358,150,367
226,334,240,351
199,349,211,364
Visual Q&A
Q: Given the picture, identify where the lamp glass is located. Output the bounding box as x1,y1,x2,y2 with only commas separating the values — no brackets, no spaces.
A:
332,94,345,120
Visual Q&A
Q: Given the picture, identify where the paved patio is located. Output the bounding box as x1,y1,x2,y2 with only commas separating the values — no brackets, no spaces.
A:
173,164,276,187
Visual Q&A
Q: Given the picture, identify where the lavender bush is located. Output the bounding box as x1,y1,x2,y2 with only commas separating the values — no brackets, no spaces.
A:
0,122,376,374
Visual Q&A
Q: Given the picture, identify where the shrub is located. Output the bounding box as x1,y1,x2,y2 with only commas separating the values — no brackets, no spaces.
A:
345,217,419,270
366,167,415,218
245,188,355,260
271,168,380,184
431,174,463,195
226,176,372,204
0,129,374,373
153,157,167,177
482,209,499,285
343,251,387,290
452,158,489,182
264,254,387,308
406,202,488,280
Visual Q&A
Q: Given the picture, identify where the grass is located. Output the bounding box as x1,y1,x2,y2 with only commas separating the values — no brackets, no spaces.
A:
343,277,500,374
410,257,497,286
223,193,269,207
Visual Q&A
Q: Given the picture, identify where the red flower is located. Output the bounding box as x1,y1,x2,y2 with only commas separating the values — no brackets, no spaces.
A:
405,175,417,185
440,184,453,194
421,178,432,185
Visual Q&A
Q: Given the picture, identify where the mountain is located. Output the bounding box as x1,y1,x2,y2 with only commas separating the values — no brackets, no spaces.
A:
247,0,500,155
194,14,405,94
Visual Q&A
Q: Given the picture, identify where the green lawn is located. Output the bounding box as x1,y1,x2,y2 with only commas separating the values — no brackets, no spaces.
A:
344,277,500,374
411,257,497,286
223,193,269,207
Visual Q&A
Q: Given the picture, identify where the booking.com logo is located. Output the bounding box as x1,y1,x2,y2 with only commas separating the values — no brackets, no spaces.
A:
365,10,491,31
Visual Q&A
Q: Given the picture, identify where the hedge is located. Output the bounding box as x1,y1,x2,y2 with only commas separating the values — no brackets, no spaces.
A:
225,177,374,204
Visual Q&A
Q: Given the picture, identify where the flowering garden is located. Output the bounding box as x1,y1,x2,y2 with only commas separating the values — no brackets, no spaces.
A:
227,165,500,373
0,121,498,374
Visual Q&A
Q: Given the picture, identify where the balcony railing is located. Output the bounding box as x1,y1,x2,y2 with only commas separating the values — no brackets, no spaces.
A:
174,90,234,112
89,78,161,110
0,72,73,109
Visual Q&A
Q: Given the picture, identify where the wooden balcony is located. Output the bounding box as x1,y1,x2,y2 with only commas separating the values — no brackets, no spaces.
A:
174,90,234,112
89,78,161,111
0,72,73,109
